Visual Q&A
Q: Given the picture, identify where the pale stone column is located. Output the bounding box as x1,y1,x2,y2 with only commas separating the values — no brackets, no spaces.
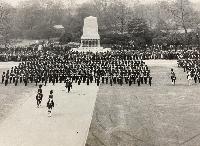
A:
92,40,94,47
95,40,97,47
81,40,83,47
98,39,100,47
86,40,88,47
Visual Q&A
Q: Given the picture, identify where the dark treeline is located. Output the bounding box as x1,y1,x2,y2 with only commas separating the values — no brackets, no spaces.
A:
0,0,200,48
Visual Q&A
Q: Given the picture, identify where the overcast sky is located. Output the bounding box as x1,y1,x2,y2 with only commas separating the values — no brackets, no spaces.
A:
1,0,200,7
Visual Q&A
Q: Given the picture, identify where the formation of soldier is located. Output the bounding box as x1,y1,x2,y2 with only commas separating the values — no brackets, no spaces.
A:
1,50,153,87
177,50,200,85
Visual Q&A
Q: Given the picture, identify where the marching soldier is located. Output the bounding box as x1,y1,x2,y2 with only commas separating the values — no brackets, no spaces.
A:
36,92,42,108
137,75,140,86
38,84,43,94
144,72,148,84
110,76,113,86
149,75,152,86
5,71,9,86
24,74,28,86
65,79,71,93
170,69,176,86
78,76,81,85
133,75,136,84
86,77,90,85
198,72,200,83
194,72,198,83
128,76,132,86
2,72,5,84
14,74,19,86
52,76,55,86
47,90,54,117
97,76,100,86
105,75,108,84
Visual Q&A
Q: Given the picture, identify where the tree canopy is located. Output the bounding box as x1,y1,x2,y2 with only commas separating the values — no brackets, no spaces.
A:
0,0,200,47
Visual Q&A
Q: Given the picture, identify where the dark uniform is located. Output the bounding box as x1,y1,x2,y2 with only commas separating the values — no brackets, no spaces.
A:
2,72,5,84
47,90,54,117
36,93,42,108
149,76,152,86
171,69,176,85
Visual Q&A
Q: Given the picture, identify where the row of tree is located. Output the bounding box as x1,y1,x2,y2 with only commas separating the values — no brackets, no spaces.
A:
0,0,200,48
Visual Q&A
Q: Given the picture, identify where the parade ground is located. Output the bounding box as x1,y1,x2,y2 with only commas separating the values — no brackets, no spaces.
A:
0,60,200,146
0,63,99,146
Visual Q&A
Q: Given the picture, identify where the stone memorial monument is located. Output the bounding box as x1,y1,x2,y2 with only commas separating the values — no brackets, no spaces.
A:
77,16,104,52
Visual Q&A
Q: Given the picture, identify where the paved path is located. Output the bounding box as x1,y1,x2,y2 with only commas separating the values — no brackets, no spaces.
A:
0,83,99,146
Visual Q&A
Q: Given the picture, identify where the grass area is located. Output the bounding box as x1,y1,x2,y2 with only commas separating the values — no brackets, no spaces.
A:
86,60,200,146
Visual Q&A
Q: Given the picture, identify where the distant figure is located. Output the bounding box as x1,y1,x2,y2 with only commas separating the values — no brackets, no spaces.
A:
2,72,5,84
149,75,152,86
47,98,54,117
187,71,192,86
37,84,43,104
65,79,72,93
49,90,53,99
5,71,9,86
47,90,54,117
36,93,42,108
171,69,176,85
38,84,43,94
137,76,140,86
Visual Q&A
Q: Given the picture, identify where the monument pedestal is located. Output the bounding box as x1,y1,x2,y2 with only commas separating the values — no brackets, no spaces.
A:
72,47,104,53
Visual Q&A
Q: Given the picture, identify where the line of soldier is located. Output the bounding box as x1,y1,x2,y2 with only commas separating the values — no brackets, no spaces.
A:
1,51,152,87
177,50,200,84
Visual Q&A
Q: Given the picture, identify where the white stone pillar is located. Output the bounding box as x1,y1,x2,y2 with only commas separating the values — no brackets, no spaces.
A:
86,40,88,47
95,40,97,47
98,39,100,47
92,40,94,47
81,40,83,47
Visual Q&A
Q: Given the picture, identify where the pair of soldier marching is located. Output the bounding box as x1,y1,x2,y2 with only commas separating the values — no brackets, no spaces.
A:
35,85,54,117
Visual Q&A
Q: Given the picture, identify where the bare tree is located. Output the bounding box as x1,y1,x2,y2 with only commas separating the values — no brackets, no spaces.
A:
166,0,199,46
0,3,12,47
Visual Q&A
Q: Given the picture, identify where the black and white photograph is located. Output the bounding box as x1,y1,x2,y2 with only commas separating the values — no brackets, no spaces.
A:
0,0,200,145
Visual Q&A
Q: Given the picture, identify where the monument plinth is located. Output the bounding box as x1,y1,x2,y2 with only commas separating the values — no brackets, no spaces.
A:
78,16,104,52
